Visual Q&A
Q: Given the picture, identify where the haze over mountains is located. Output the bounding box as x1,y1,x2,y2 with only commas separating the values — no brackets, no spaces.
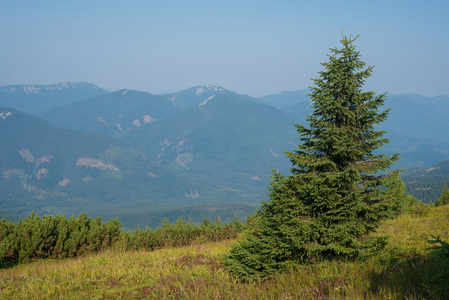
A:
261,90,449,169
38,89,180,139
0,82,108,115
0,107,213,227
1,82,448,227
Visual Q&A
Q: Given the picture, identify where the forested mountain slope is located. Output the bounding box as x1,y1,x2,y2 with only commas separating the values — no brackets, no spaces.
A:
0,107,203,225
123,93,298,190
401,159,449,203
38,89,179,138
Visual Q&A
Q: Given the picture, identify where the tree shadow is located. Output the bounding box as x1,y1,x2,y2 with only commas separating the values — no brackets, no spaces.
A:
368,253,449,299
0,260,19,270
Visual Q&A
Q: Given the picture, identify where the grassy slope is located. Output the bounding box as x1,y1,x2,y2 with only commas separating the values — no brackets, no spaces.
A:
1,205,448,299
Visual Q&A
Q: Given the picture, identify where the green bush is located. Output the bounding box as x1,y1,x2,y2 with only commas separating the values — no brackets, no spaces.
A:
0,212,245,267
406,203,433,218
0,213,121,265
120,216,244,251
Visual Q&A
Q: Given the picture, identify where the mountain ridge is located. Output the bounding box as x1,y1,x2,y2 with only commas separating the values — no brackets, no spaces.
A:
38,89,179,138
161,84,260,109
123,93,298,188
0,82,108,114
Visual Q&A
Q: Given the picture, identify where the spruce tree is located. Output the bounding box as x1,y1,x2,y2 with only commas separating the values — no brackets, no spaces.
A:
224,34,405,281
435,184,449,206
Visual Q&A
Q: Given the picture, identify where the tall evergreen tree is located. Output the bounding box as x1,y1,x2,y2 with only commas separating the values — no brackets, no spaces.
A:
224,34,405,281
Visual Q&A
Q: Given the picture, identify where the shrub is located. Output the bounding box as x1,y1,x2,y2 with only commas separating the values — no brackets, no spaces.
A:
0,213,121,264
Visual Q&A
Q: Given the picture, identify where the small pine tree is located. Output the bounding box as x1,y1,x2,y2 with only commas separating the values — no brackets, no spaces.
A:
435,184,449,206
224,34,406,281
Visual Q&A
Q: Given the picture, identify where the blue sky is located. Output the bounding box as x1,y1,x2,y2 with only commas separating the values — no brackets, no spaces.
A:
1,0,448,97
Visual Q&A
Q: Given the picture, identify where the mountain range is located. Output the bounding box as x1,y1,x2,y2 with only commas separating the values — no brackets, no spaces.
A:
38,89,179,139
0,82,108,115
39,84,299,189
1,82,448,227
261,90,449,169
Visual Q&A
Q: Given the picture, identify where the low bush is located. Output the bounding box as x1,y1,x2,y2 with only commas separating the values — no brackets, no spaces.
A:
0,213,245,267
0,213,121,265
119,216,243,251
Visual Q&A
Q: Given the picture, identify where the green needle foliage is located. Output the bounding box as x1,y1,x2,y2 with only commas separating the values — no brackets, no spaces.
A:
225,34,406,282
0,212,244,267
435,184,449,206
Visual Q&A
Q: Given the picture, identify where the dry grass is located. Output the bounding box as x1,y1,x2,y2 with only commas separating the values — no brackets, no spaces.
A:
1,205,448,299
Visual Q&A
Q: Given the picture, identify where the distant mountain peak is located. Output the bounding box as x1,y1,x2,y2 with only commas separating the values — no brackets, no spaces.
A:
165,85,234,109
168,84,225,99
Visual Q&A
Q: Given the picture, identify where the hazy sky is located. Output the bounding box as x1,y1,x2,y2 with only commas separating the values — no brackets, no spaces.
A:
1,0,448,97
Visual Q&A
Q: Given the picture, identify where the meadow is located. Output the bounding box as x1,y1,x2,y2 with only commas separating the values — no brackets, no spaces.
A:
0,203,448,299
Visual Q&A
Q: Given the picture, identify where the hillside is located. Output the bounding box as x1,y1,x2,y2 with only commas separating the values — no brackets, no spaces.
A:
123,93,298,190
0,107,211,227
1,205,448,299
402,159,449,203
38,89,180,138
0,82,108,114
39,89,300,203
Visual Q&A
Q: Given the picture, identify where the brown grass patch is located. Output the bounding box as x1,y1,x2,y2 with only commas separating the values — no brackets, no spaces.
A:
175,253,224,272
